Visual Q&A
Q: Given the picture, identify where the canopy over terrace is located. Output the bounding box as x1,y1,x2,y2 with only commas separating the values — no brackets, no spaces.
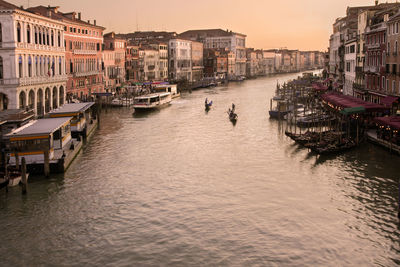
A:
312,82,328,92
321,93,388,112
374,116,400,130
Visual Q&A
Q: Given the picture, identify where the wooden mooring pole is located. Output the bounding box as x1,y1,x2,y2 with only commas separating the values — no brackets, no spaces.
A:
21,157,27,194
44,150,50,178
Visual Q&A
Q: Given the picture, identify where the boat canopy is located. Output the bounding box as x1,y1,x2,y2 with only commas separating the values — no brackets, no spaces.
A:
339,106,366,116
381,96,399,107
5,117,72,138
321,93,388,112
374,116,400,130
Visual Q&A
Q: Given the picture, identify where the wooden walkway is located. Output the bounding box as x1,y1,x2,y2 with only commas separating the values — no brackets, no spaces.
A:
366,130,400,155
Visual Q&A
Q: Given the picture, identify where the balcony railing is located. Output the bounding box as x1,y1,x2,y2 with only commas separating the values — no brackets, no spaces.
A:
73,49,97,55
17,42,65,52
72,70,101,77
0,75,67,86
364,65,379,72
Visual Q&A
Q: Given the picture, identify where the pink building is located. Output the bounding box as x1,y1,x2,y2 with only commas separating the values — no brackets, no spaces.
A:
103,32,126,93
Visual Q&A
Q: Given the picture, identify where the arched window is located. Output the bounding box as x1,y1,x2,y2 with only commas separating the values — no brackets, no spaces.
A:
17,23,21,42
28,90,34,109
59,57,62,75
35,56,39,76
0,57,3,79
19,91,26,109
59,86,64,105
37,88,43,115
27,25,31,43
0,23,2,43
18,56,23,78
38,28,42,44
46,29,49,46
28,56,32,77
51,30,54,46
34,27,38,44
42,29,45,45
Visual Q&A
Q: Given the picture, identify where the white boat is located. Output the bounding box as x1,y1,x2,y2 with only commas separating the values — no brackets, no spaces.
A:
133,92,172,110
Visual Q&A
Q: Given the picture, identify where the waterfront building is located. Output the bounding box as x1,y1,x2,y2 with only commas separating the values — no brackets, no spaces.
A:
385,10,400,110
103,32,126,93
246,48,257,78
364,10,391,104
179,29,247,78
344,33,357,95
262,51,276,75
125,45,139,81
116,31,177,46
139,45,160,81
150,42,169,81
168,38,192,81
27,6,105,102
191,41,204,82
0,1,67,115
203,48,228,79
329,18,346,81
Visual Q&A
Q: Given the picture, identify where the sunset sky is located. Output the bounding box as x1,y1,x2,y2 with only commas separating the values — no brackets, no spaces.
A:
10,0,384,51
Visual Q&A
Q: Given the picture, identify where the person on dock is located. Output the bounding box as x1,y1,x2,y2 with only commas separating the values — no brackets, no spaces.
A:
205,98,208,105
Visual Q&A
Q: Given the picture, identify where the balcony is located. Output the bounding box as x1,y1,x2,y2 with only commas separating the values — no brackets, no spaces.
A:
73,49,97,55
17,42,65,52
366,43,381,49
73,70,102,77
0,75,68,86
364,65,379,73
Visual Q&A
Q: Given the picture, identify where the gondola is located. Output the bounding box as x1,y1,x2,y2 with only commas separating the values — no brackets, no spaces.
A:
228,110,238,123
205,100,213,111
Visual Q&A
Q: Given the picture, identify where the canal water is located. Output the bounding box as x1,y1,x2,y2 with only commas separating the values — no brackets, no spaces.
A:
1,73,400,266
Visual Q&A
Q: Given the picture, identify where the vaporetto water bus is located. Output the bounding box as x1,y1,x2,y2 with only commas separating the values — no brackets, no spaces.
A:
133,92,172,110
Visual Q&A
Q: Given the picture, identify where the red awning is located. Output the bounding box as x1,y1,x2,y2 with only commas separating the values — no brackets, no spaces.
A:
374,116,400,130
321,93,389,112
312,82,328,92
380,96,399,107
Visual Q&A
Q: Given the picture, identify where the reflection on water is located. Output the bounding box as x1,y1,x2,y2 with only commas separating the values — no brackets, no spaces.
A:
0,72,399,266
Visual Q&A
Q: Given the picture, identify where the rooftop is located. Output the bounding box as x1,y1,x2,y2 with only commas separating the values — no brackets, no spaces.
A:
48,102,95,114
0,109,35,123
6,117,72,137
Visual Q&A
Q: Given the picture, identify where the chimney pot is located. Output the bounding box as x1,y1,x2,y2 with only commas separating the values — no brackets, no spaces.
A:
78,12,81,20
94,20,97,26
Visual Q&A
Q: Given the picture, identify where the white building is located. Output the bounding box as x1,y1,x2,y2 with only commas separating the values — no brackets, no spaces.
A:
344,37,357,95
168,39,192,81
0,1,67,115
140,46,160,81
179,29,247,78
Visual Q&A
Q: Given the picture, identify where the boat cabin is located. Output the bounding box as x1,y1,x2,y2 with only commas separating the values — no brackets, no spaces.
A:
134,92,171,107
154,84,179,97
5,117,72,165
47,103,95,138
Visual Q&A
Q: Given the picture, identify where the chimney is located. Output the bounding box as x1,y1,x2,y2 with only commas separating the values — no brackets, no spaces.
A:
78,12,81,20
94,20,97,26
88,20,90,24
375,0,378,5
